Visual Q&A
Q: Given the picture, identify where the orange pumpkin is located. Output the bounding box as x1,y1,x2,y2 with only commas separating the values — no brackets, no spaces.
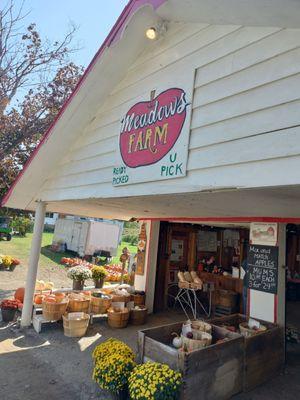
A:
14,287,25,303
44,295,56,303
34,294,44,304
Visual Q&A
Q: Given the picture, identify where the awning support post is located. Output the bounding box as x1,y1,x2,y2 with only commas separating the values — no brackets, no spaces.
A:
21,201,46,327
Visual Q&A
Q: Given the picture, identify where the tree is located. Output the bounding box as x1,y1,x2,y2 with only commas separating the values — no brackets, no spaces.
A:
0,1,83,203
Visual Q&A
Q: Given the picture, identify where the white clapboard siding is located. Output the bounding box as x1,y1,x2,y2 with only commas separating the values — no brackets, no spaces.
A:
189,99,300,149
195,28,300,87
42,22,300,200
42,155,300,202
194,48,300,106
125,22,208,72
188,126,300,171
192,73,300,128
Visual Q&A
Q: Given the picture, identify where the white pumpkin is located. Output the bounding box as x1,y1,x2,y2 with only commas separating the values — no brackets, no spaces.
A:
172,333,183,349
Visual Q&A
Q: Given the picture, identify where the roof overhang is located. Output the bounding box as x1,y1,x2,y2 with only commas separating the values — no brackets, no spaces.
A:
2,0,300,213
42,186,300,222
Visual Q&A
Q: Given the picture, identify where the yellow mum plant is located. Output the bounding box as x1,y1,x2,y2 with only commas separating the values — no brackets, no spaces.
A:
92,339,136,394
129,362,182,400
92,338,135,363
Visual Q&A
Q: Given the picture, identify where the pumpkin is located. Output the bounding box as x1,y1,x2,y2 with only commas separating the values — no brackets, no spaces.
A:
34,294,44,304
44,295,56,303
14,287,25,303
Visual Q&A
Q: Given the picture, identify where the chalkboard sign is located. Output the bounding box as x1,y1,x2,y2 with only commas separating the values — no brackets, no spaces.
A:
246,244,278,294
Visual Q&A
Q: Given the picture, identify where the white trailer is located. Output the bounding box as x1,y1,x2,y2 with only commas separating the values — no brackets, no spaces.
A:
52,218,123,257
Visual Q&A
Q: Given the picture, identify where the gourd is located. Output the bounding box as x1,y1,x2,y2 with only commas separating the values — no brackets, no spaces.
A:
172,332,183,349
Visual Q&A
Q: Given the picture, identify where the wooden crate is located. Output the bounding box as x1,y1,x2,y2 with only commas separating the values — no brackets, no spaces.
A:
210,314,285,391
138,321,244,400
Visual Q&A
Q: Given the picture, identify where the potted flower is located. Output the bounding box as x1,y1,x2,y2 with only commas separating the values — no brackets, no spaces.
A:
91,265,107,288
67,266,92,290
1,299,20,322
93,339,135,399
128,362,182,400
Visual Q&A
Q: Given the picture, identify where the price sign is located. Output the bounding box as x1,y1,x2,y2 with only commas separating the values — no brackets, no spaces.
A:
247,244,278,294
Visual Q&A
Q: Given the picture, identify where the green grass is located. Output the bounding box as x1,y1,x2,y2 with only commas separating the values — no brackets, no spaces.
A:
0,233,137,267
0,232,68,268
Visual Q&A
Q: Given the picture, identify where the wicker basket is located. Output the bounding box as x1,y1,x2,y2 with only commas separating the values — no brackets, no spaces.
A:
112,294,130,303
107,308,129,328
130,307,148,325
42,300,68,321
190,320,212,334
239,322,267,337
181,330,212,352
90,295,112,314
67,298,90,313
217,290,238,308
63,312,90,337
133,294,145,306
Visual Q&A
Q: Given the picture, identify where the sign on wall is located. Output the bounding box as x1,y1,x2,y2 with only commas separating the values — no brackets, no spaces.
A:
136,222,147,275
250,222,278,246
113,84,193,186
247,244,278,294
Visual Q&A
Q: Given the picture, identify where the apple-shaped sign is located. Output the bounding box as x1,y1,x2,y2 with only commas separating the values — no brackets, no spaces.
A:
119,88,189,168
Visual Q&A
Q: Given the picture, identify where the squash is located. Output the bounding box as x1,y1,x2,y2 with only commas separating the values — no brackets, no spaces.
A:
14,287,25,303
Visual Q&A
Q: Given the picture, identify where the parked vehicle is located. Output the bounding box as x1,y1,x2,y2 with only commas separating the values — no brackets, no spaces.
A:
52,218,123,257
0,217,12,241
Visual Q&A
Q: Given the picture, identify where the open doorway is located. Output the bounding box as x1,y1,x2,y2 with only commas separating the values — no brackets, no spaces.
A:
153,221,250,316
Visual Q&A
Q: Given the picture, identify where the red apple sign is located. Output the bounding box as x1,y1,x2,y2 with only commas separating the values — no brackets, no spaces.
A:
119,88,189,168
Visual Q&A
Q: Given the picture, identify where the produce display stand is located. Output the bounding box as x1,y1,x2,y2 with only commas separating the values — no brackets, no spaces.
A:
210,314,285,391
32,305,61,333
138,322,244,400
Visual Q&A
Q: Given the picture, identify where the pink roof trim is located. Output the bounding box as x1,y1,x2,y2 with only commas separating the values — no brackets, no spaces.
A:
2,0,166,207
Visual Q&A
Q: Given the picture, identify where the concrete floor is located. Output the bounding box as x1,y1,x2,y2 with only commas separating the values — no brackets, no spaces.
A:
0,308,299,400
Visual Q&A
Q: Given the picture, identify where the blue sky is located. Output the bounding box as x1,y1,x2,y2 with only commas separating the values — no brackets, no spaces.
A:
20,0,129,67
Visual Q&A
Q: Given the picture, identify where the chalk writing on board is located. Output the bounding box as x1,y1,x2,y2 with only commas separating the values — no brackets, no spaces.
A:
247,245,278,294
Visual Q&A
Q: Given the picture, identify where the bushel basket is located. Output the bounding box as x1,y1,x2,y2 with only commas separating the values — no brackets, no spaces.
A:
90,295,111,314
130,307,148,325
68,298,90,313
107,308,129,328
42,300,68,321
63,312,90,337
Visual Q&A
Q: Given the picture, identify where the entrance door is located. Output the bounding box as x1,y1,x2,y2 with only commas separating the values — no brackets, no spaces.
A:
70,222,82,252
154,223,192,312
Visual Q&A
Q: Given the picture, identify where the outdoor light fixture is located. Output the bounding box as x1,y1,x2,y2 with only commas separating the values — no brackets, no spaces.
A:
146,27,157,40
145,21,167,40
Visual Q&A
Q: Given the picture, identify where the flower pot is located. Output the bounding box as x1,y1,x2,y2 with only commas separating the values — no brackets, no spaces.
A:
9,264,16,272
73,280,84,290
1,308,17,322
110,388,128,400
94,278,104,289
